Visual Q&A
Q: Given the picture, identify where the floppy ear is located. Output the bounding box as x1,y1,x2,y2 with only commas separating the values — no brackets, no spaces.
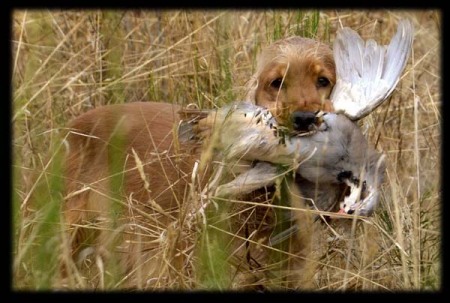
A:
330,19,414,120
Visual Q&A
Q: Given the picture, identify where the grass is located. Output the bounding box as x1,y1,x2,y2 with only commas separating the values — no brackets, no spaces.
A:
11,9,441,291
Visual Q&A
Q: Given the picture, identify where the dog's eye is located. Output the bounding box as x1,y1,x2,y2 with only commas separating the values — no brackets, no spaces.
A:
317,77,330,88
270,78,283,89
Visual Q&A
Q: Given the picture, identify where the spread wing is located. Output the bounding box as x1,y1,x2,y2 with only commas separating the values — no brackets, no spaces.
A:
330,19,414,120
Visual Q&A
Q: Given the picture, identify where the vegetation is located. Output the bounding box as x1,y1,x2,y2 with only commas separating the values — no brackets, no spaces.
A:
12,10,441,291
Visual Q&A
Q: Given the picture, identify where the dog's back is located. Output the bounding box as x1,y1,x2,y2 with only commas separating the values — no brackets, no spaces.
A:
63,102,205,288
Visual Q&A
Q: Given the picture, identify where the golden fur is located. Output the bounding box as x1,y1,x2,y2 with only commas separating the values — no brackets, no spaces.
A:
62,102,200,288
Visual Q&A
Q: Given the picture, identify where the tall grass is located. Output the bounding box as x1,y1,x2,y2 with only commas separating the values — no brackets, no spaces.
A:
12,9,441,291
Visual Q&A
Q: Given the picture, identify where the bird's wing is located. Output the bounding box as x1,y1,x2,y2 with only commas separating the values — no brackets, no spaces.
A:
330,19,414,120
214,162,279,198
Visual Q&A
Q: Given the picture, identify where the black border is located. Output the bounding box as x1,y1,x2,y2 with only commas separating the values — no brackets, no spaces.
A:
5,2,446,302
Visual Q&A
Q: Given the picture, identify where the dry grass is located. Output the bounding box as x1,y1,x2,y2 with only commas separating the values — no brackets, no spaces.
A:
12,9,441,291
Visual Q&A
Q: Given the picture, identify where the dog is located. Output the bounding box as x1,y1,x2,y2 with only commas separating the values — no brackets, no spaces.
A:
61,33,339,289
245,36,336,132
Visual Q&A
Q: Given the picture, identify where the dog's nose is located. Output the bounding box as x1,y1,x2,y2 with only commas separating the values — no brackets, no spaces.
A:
291,111,317,132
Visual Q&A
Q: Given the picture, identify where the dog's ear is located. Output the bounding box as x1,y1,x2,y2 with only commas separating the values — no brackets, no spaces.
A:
330,19,414,120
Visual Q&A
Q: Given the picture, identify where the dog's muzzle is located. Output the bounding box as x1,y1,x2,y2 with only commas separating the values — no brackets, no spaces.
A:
291,110,327,133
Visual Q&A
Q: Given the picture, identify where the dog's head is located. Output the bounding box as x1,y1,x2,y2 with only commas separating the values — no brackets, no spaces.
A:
247,37,336,131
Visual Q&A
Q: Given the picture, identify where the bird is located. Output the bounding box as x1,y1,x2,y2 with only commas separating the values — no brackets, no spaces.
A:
179,19,414,218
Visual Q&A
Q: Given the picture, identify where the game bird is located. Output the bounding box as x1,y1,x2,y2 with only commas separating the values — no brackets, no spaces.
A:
180,19,414,217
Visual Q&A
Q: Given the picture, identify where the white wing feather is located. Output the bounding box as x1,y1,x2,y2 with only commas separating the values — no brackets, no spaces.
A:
330,19,414,120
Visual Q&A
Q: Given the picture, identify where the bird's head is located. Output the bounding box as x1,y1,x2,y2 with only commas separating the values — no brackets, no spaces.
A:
336,152,386,216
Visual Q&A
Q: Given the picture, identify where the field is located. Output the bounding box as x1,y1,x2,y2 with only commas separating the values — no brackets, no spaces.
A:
12,9,441,291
